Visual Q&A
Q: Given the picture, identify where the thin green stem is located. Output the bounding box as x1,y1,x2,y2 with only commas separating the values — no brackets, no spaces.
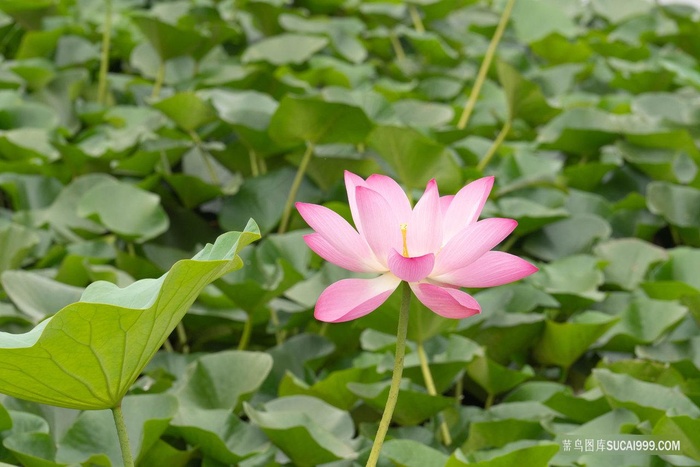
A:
417,342,452,446
278,142,315,234
559,366,569,384
408,5,425,33
499,233,519,253
457,0,517,130
97,0,112,105
318,322,329,337
477,119,511,172
455,376,463,405
162,339,174,353
238,314,253,351
249,150,260,177
176,322,189,354
389,33,406,61
670,226,682,246
151,60,166,100
484,393,495,409
269,307,284,345
112,404,134,467
366,282,411,467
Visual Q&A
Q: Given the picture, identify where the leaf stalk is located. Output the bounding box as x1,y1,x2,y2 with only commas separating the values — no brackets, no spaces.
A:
97,0,112,105
278,142,315,234
457,0,516,130
112,404,134,467
417,341,452,446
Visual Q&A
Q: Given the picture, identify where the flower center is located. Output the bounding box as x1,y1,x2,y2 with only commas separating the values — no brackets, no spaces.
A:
400,223,409,257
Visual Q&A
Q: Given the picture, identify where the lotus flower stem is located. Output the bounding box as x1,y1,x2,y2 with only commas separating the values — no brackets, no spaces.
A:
97,0,112,105
417,341,452,445
278,142,315,234
112,404,134,467
457,0,516,130
366,282,411,467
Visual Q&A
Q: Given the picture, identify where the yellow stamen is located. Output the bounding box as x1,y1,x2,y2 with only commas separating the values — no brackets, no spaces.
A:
400,224,409,257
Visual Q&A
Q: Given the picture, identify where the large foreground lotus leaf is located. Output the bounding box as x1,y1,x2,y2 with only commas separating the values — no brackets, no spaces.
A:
0,220,260,410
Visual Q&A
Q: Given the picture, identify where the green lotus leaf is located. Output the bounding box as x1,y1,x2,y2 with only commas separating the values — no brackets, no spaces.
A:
0,220,260,410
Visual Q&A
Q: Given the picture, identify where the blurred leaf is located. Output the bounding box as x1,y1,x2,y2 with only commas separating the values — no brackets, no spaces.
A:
348,379,453,425
497,61,560,125
511,0,578,43
538,108,619,155
207,89,278,132
265,333,335,391
497,197,568,236
591,0,653,23
382,439,448,467
0,222,39,274
175,351,273,410
531,255,605,306
460,312,545,364
279,366,382,410
649,247,700,291
593,369,700,423
393,99,454,128
653,415,700,461
368,125,461,191
0,0,56,30
55,394,177,466
269,95,372,145
171,406,267,464
169,351,272,464
593,238,667,290
403,335,482,392
544,388,610,423
466,354,534,397
1,270,83,322
449,440,559,467
597,296,687,352
77,178,169,243
636,336,700,375
219,167,321,234
3,432,59,467
533,311,618,368
523,214,611,261
242,33,328,65
152,92,216,132
646,181,700,228
245,395,356,466
464,419,546,452
131,12,208,61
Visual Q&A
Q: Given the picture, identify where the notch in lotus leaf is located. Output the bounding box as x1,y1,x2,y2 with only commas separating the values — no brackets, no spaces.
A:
0,220,260,466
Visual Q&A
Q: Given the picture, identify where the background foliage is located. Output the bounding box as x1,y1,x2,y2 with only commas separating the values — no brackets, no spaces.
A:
0,0,699,465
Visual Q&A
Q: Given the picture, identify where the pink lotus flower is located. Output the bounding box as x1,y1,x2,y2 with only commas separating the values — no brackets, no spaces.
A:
296,172,538,323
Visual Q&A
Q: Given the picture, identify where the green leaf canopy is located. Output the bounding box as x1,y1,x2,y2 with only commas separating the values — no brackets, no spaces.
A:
0,220,260,410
